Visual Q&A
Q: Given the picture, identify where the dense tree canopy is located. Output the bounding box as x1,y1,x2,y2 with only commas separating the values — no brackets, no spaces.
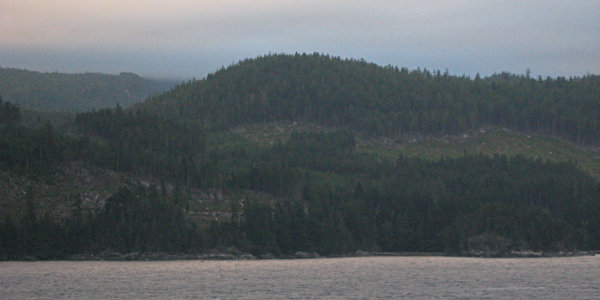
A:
1,54,599,259
2,99,599,258
140,53,600,144
0,96,21,126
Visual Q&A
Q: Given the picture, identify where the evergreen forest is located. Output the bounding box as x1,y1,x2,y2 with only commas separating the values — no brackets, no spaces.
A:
0,67,175,111
140,53,600,145
1,54,599,259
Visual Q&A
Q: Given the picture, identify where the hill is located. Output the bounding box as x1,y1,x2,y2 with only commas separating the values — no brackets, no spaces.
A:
0,67,177,111
137,53,600,145
1,54,600,259
2,98,599,259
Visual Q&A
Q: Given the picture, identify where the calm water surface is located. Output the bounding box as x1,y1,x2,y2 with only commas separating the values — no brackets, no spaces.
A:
1,256,599,299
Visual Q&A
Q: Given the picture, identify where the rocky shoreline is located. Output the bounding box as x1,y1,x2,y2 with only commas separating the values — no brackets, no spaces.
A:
66,249,329,261
465,250,599,258
3,248,597,262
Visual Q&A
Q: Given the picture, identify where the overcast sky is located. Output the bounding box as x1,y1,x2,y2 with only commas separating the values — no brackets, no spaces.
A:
1,0,598,79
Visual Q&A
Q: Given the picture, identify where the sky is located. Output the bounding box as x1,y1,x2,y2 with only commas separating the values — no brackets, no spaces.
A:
1,0,598,79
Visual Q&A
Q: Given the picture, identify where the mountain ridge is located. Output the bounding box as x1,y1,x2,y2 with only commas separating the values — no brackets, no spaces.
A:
0,67,178,112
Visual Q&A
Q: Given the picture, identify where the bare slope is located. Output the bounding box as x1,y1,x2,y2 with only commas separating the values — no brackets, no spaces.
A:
232,122,600,179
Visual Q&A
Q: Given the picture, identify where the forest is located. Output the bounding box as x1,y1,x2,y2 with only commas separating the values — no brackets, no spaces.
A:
0,67,175,111
139,53,600,145
1,54,599,259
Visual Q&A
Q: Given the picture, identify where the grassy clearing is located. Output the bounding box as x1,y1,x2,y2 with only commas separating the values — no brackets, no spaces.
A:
357,128,600,179
230,122,600,180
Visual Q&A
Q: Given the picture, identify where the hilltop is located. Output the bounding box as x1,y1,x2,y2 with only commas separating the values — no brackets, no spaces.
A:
137,53,600,145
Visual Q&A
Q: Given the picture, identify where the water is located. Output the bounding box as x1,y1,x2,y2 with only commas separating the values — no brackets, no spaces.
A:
1,256,599,299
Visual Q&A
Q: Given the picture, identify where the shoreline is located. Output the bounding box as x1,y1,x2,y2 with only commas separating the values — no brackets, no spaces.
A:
2,250,597,262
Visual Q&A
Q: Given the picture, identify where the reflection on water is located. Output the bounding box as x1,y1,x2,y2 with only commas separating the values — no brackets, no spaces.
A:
1,256,599,299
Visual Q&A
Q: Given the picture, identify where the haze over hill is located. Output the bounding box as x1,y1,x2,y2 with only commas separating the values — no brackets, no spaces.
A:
2,1,598,78
0,67,177,112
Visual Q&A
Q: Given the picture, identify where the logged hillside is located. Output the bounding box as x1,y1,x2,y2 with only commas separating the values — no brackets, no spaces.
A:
0,67,176,111
2,96,600,259
2,54,600,259
139,53,600,145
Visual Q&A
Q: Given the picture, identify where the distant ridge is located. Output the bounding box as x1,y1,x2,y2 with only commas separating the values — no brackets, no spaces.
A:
0,67,177,112
138,53,600,145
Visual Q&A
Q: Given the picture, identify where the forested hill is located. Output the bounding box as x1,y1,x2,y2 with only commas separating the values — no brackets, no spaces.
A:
138,53,600,145
0,67,176,112
2,99,600,259
2,54,600,260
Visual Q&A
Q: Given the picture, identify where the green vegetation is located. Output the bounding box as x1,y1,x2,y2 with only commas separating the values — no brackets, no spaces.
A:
0,67,176,111
357,128,600,179
139,53,600,145
1,54,599,259
231,122,600,179
0,96,21,125
2,102,599,258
